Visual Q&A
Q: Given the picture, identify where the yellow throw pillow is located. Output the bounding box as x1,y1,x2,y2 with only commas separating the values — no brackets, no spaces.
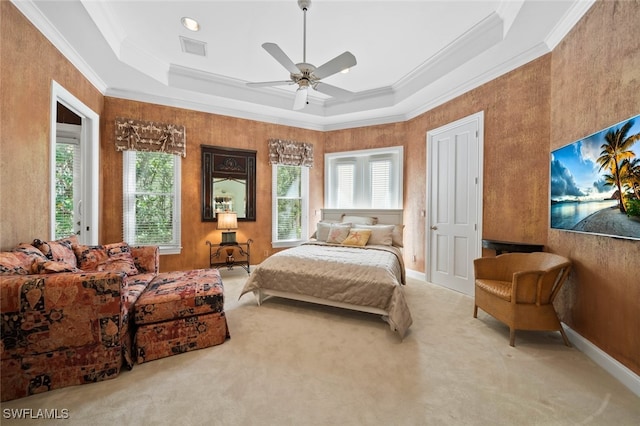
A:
341,229,372,247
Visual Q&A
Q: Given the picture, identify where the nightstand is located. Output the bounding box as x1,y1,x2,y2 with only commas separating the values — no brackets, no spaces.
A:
206,239,252,273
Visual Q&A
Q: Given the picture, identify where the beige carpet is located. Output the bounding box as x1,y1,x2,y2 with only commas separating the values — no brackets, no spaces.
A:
1,270,638,425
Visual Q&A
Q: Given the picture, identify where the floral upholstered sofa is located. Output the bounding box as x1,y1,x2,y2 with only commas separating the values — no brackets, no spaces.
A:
0,235,159,401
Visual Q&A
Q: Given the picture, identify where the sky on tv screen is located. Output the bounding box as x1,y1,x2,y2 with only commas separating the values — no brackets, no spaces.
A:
551,115,639,202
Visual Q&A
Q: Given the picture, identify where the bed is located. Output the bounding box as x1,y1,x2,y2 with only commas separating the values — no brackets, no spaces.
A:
239,209,412,338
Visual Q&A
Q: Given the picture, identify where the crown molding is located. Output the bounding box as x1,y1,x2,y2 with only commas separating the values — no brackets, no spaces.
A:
11,0,108,93
545,0,595,50
12,0,594,132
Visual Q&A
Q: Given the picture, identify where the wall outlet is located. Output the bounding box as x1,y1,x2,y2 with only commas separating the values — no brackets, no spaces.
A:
412,255,417,262
263,250,269,257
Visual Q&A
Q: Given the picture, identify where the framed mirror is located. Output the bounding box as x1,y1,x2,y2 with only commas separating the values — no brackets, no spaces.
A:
202,145,256,221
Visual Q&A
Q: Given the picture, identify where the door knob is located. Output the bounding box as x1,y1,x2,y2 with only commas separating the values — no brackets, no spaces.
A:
430,226,438,230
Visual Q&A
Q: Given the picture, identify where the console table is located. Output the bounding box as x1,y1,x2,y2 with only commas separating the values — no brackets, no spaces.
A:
206,239,252,273
481,239,544,255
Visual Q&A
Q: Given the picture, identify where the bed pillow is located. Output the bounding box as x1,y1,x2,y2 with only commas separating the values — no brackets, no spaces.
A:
353,224,404,247
326,223,352,244
313,220,339,241
354,224,394,246
391,224,404,247
341,229,371,247
341,215,378,225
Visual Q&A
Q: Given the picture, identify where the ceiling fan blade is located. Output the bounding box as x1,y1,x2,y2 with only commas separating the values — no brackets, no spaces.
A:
312,51,357,80
293,87,308,110
247,80,294,88
313,82,355,100
262,42,300,75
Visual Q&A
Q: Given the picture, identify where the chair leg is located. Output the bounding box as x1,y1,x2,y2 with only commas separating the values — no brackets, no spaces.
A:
509,329,516,347
559,327,571,347
473,305,478,318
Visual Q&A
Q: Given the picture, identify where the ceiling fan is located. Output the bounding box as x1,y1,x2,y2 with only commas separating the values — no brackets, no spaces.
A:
247,0,357,110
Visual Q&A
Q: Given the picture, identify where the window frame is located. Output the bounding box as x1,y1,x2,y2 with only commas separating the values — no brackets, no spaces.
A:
123,150,182,255
271,164,309,248
325,146,403,209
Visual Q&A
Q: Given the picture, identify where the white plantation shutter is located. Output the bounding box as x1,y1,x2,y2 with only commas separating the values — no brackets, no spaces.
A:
336,162,355,208
326,147,403,209
370,159,391,208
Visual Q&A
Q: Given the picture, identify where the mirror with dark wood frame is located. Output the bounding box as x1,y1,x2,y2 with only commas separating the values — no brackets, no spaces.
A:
201,145,256,222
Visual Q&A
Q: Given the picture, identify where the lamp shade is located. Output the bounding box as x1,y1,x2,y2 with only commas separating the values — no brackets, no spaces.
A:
217,212,237,230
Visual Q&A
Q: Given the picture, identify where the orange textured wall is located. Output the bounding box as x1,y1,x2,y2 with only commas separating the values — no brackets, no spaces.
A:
101,98,324,272
0,2,103,249
2,0,637,377
549,0,640,375
326,56,552,272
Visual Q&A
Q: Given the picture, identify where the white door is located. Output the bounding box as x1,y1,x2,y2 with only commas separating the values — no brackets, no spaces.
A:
51,81,99,245
426,112,483,295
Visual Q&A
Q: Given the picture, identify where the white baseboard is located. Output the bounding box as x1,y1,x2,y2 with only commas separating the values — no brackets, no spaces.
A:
406,270,640,398
562,323,640,397
405,268,426,282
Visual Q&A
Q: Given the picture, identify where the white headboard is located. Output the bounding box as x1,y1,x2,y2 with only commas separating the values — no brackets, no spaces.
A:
321,209,403,225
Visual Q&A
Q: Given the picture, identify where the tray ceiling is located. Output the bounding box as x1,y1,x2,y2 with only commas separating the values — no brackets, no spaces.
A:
15,0,594,130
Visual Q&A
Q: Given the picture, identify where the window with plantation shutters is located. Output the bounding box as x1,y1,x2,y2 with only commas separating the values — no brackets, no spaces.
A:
325,146,403,209
123,151,181,254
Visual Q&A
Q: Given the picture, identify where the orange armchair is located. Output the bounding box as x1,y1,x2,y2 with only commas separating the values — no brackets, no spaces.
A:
473,252,572,346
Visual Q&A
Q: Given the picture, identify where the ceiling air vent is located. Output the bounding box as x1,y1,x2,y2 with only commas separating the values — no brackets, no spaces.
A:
179,36,207,57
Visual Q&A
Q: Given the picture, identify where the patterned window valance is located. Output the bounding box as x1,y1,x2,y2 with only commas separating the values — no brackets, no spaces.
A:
268,138,314,167
115,117,186,157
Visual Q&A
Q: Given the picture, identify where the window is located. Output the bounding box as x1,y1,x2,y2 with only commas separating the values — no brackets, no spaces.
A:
272,164,309,247
325,146,403,209
54,134,81,239
123,151,181,254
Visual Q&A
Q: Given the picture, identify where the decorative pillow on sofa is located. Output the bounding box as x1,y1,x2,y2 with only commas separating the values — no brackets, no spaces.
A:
32,259,82,274
326,223,352,244
103,242,139,276
341,229,372,247
73,242,139,276
33,235,78,268
0,244,47,275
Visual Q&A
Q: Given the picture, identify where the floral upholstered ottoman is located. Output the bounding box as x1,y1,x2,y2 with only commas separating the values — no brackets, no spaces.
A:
133,268,229,363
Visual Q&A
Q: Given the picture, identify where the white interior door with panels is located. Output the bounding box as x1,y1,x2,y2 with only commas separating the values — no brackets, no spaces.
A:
426,112,483,296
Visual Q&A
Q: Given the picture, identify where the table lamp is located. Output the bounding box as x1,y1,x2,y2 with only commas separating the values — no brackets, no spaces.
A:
217,212,238,245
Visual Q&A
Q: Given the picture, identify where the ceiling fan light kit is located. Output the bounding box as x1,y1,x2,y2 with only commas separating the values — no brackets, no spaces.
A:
247,0,357,110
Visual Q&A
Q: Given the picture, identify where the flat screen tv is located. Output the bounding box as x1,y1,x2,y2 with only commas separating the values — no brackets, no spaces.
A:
550,113,640,241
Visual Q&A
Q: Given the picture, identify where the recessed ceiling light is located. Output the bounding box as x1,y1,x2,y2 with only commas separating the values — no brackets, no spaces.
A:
340,68,350,74
181,17,200,32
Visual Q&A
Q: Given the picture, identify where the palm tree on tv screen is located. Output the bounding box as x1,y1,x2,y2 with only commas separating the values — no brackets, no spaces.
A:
596,119,640,213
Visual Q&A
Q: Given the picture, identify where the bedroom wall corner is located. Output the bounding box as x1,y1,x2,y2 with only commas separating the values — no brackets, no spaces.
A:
0,2,104,250
548,0,640,376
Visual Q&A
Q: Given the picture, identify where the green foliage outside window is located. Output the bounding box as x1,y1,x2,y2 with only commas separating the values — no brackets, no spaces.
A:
55,144,75,239
132,152,175,244
277,165,302,240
